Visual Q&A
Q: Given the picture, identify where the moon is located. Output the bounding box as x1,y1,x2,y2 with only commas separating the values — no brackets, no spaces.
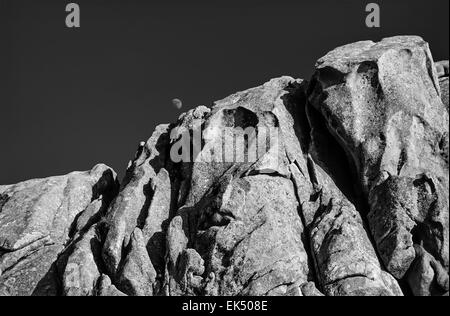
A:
172,98,183,110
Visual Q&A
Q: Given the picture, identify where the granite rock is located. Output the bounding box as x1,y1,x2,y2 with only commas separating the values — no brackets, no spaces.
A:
1,36,448,297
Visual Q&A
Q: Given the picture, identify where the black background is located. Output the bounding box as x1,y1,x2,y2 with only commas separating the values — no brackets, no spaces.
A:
0,0,448,184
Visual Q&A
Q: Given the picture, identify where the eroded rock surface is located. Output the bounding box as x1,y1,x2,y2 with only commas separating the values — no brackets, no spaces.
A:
438,61,449,111
0,164,118,296
0,36,448,296
308,36,449,296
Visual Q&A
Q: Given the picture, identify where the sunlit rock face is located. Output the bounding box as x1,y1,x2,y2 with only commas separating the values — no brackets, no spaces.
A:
308,36,449,296
0,164,118,296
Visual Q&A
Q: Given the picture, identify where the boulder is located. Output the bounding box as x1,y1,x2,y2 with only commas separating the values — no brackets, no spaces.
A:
0,164,118,296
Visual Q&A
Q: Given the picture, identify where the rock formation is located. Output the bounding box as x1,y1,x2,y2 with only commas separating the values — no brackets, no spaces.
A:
0,36,448,296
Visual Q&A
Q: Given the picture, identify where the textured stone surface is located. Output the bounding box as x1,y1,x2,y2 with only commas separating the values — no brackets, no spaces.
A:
61,226,102,296
0,164,118,296
308,36,449,295
308,167,403,296
0,36,448,296
102,125,170,279
117,228,157,296
441,77,449,111
163,77,312,296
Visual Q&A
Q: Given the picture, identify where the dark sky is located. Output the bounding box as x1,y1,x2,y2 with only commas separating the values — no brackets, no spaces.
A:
0,0,448,184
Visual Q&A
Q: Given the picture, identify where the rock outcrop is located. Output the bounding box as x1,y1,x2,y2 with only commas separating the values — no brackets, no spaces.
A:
0,164,118,295
0,36,448,296
308,37,449,296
